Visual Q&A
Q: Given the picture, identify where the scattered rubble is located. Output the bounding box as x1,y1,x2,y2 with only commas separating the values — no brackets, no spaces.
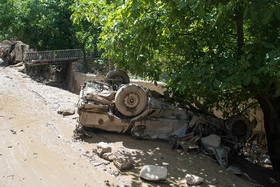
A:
93,142,133,171
241,144,271,167
102,152,114,161
113,153,133,171
96,142,112,157
140,165,168,181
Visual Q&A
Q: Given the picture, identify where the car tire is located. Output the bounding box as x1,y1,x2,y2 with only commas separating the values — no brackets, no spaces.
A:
225,115,253,142
105,70,130,86
115,84,148,117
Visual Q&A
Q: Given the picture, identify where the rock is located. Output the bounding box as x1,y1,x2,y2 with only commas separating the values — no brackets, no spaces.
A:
185,174,204,185
10,128,17,134
102,152,115,161
201,134,221,148
61,108,75,116
140,165,167,181
96,142,112,157
113,154,133,171
263,158,271,165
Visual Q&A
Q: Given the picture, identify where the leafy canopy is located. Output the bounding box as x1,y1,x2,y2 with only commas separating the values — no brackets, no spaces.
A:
0,0,80,50
72,0,280,116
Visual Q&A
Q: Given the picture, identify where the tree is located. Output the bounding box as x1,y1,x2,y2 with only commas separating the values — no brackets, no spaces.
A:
0,0,79,50
72,0,280,170
0,0,102,71
70,0,102,71
0,0,19,41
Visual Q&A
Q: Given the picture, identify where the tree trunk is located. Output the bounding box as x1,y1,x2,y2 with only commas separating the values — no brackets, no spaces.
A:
257,95,280,171
71,33,89,73
82,47,88,73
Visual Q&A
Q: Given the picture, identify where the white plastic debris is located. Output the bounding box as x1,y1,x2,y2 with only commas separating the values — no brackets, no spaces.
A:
185,174,204,185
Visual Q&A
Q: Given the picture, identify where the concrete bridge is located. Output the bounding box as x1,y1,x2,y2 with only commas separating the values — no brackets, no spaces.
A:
24,49,101,66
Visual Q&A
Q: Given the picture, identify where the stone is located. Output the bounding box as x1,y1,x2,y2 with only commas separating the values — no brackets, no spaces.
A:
140,165,167,181
201,134,221,148
57,108,75,116
102,152,115,161
62,108,75,116
96,142,112,157
113,154,133,171
185,174,204,185
263,158,271,165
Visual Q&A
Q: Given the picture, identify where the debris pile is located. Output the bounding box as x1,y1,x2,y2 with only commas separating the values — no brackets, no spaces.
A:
74,70,269,185
94,142,134,171
241,144,271,166
0,40,29,65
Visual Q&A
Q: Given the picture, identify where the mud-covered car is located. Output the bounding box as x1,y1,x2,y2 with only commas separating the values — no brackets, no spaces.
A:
77,70,189,139
77,70,253,167
77,70,252,140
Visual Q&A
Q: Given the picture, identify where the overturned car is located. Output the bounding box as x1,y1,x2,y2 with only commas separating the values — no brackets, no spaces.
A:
77,70,253,167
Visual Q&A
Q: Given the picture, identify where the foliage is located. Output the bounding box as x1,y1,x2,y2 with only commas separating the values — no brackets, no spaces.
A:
0,0,18,41
72,0,280,117
0,0,83,50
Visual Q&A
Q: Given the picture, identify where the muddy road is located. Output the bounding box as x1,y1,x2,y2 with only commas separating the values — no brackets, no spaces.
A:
0,66,269,186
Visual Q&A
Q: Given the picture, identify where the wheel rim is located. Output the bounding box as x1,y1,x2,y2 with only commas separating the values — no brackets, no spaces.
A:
115,84,148,117
124,93,139,109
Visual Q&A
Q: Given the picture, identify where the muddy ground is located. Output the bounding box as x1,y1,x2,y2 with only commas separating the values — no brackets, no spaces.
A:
0,66,279,187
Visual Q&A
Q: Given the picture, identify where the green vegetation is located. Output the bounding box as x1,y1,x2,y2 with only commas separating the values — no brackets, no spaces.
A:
1,0,280,170
0,0,101,70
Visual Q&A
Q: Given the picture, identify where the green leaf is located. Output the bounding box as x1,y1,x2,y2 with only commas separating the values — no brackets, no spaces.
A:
197,4,205,19
244,76,251,86
214,79,220,87
263,42,275,49
275,6,280,21
243,5,249,18
262,11,273,24
178,0,188,10
190,1,199,11
252,76,260,85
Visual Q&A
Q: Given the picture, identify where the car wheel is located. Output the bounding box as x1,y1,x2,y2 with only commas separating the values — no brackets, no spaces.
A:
225,115,253,142
115,84,148,117
105,70,130,88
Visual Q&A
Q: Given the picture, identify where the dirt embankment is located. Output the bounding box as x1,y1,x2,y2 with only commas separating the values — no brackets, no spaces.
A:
0,66,278,187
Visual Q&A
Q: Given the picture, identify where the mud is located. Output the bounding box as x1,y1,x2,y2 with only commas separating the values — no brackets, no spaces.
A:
0,66,278,186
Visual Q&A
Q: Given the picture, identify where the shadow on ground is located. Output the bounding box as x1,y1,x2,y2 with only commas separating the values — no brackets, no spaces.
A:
76,129,280,187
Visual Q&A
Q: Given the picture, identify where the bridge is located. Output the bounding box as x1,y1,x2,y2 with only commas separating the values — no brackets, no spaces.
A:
24,49,101,66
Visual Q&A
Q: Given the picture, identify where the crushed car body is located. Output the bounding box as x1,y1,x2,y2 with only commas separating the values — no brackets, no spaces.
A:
77,76,189,139
77,70,253,167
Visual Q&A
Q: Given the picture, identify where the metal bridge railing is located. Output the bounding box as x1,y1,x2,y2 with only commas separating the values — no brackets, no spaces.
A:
25,49,101,62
